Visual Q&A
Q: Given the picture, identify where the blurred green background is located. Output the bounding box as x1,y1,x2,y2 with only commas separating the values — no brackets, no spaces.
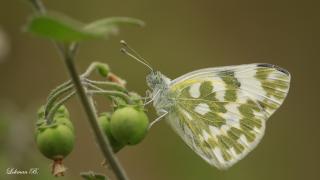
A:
0,0,319,180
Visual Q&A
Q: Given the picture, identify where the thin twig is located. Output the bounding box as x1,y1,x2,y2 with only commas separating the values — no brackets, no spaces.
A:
47,80,72,101
81,62,101,78
45,83,74,119
88,90,132,104
29,0,46,13
47,91,76,123
85,82,106,91
85,79,127,92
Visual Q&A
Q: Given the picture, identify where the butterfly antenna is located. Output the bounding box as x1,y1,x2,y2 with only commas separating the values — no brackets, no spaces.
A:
120,48,153,72
120,40,151,65
120,40,153,71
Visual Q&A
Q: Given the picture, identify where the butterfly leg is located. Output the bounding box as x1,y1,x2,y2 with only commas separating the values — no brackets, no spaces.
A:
144,89,160,106
143,90,152,105
148,110,168,129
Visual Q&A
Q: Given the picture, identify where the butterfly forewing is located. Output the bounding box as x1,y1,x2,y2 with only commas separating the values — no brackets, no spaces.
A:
167,63,290,169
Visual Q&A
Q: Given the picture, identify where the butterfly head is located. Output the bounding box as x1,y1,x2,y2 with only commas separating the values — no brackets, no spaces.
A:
146,71,170,90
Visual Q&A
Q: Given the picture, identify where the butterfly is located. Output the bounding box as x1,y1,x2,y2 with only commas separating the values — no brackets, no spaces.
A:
120,41,291,170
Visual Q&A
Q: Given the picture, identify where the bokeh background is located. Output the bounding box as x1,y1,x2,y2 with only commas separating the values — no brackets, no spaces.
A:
0,0,319,180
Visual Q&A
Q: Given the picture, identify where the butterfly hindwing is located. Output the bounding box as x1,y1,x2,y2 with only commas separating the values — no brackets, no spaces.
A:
166,63,290,169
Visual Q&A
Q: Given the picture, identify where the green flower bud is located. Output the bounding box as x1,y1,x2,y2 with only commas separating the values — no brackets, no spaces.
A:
110,107,149,145
98,113,124,152
96,62,110,77
35,124,75,160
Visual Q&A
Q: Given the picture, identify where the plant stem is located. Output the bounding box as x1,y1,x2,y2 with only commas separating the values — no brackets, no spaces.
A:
85,79,127,92
46,91,76,123
88,90,132,104
62,50,128,180
81,62,104,78
47,80,72,101
45,83,73,119
27,0,129,179
29,0,45,13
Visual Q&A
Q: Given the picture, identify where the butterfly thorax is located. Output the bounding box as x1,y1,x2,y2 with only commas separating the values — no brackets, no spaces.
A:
146,71,176,113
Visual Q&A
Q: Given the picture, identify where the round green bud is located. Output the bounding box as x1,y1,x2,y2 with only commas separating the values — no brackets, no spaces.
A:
96,63,110,77
35,124,75,160
110,107,149,145
36,105,72,137
55,105,70,118
98,113,124,152
54,116,74,132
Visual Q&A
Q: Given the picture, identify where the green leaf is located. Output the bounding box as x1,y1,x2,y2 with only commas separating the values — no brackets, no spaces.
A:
84,17,145,36
80,171,107,180
26,13,100,42
26,12,145,42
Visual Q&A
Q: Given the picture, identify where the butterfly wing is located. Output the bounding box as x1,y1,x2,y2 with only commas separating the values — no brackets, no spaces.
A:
166,63,290,169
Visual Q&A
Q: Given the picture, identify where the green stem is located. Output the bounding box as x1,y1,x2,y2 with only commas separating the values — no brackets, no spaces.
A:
29,0,45,13
47,80,72,100
82,62,101,77
62,49,129,180
88,90,132,104
85,79,127,92
47,91,76,123
45,83,73,118
27,1,129,179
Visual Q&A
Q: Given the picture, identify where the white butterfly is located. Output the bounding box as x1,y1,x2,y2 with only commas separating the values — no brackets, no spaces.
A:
121,41,291,170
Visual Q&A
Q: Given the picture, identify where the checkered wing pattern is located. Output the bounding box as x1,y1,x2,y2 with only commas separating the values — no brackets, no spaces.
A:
166,63,290,169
